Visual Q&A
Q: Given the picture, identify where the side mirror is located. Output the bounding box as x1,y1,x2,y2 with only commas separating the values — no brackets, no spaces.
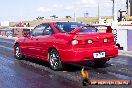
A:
22,31,30,37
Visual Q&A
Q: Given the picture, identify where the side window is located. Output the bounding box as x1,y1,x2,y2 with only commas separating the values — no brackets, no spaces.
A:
31,25,46,36
31,24,54,36
43,24,54,35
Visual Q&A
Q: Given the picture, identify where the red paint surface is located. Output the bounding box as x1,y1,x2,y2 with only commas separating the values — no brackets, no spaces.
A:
14,22,118,62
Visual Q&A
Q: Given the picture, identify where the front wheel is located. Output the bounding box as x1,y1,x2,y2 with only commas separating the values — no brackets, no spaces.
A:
49,49,63,71
14,44,24,60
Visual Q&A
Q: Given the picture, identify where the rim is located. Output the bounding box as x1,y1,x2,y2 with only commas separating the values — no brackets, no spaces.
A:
15,46,21,58
49,51,60,69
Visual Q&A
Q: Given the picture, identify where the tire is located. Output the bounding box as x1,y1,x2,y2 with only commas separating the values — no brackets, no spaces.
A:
14,44,24,60
94,60,107,66
49,49,63,71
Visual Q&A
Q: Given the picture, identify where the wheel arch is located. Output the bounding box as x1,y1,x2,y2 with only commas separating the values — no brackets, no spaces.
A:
48,47,58,53
14,42,20,50
15,42,19,46
47,46,60,61
14,42,22,53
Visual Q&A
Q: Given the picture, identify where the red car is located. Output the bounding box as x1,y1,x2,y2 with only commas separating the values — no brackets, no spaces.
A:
14,22,118,70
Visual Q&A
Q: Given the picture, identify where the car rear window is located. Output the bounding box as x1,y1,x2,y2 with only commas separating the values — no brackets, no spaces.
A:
54,22,86,32
79,27,98,33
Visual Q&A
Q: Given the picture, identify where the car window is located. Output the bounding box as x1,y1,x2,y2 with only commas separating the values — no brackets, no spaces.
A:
79,27,98,33
31,25,46,36
54,22,86,32
43,24,54,35
31,24,54,36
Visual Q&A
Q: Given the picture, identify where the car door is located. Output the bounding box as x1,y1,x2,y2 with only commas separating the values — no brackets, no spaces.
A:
23,24,45,56
34,23,55,59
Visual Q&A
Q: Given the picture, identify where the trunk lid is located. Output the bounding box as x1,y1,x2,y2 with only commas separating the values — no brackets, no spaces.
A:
73,32,115,48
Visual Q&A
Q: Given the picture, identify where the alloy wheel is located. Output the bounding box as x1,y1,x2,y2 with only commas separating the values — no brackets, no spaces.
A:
49,49,63,70
15,45,23,60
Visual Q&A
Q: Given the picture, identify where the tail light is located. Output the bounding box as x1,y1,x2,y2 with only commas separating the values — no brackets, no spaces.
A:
71,40,78,45
71,39,93,45
104,37,115,43
88,40,93,44
104,38,108,43
78,40,87,45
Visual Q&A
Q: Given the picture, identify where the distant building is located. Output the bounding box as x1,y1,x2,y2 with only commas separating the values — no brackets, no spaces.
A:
9,22,32,37
0,21,9,27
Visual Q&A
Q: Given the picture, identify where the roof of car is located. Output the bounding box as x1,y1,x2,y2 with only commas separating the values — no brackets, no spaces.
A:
40,21,88,26
50,21,76,22
48,21,77,23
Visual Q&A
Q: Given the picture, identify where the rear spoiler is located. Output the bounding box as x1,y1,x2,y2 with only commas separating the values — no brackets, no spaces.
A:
88,25,112,33
70,25,112,33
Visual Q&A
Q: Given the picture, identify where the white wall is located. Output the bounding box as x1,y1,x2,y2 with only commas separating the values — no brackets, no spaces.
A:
117,29,128,51
1,21,9,26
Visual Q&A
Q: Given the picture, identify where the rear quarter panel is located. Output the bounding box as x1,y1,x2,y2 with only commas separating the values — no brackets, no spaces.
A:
53,33,75,50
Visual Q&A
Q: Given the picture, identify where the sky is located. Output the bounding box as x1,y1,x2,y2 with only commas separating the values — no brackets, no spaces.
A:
0,0,126,22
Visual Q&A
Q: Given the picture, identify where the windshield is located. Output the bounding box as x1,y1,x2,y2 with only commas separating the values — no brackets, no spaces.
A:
54,22,86,32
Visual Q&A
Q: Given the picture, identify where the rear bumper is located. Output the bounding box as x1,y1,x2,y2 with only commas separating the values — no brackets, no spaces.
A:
58,45,118,62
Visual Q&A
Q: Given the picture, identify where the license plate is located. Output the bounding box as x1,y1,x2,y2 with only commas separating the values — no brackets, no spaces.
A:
93,52,105,58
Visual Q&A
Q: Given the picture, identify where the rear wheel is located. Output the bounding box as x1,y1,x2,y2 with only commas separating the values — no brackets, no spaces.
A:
49,49,63,71
14,44,24,60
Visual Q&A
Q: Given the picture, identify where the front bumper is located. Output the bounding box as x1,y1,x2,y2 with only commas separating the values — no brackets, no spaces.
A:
58,45,118,62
